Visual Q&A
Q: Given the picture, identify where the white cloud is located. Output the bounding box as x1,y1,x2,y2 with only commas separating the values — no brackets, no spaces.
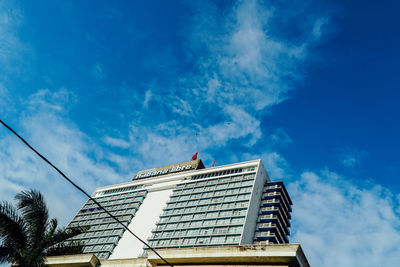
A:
289,170,400,266
143,90,153,108
0,0,30,79
170,96,193,116
0,89,125,226
118,0,326,165
103,136,131,149
27,88,77,112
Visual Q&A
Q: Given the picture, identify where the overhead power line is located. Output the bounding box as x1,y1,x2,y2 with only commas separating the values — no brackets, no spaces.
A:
0,119,173,267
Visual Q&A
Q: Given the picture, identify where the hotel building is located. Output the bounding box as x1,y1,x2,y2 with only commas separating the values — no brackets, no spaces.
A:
67,159,293,260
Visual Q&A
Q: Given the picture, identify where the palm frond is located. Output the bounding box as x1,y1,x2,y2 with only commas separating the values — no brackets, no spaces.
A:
1,189,85,266
46,240,84,256
46,218,58,239
15,190,49,249
0,201,27,250
47,225,88,248
0,246,16,264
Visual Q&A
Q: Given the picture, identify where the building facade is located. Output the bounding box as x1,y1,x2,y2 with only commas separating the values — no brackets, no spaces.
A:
67,159,292,260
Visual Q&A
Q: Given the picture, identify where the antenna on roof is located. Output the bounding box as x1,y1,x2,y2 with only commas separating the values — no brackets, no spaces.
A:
212,160,216,167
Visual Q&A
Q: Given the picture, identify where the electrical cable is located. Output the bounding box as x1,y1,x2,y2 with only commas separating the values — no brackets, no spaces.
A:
0,119,173,267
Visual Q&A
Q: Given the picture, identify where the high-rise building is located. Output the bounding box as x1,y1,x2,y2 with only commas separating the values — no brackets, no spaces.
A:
67,159,292,260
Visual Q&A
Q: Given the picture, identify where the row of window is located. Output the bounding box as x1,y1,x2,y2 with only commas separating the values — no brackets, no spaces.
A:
170,185,253,201
70,214,133,227
179,173,255,190
167,192,252,206
155,216,245,230
86,191,147,205
83,196,145,210
82,200,143,212
75,207,137,221
191,168,245,180
151,225,242,239
148,234,241,247
158,209,247,223
83,243,115,253
102,185,143,195
162,200,249,215
73,228,124,239
94,251,111,259
69,220,129,230
76,235,120,246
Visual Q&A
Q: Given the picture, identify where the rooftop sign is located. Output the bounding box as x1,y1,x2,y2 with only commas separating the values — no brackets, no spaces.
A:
133,159,205,180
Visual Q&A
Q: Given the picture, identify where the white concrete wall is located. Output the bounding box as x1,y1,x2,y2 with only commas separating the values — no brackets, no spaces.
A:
240,161,269,244
109,189,173,259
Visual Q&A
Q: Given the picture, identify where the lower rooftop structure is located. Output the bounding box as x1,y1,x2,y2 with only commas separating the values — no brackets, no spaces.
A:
45,244,310,267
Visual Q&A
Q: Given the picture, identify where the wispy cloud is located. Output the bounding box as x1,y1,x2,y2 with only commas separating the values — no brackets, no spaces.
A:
0,89,124,225
289,170,400,266
269,128,293,147
27,88,78,112
0,82,11,114
143,90,153,108
91,63,105,79
114,0,327,167
103,136,131,149
339,146,368,168
0,0,30,79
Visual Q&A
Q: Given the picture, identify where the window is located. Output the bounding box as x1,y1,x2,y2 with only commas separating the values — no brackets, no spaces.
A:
197,237,210,244
182,214,193,220
184,238,196,244
211,236,225,244
190,221,202,227
199,199,209,204
226,235,240,243
213,227,227,234
199,228,212,235
206,212,218,218
93,245,102,251
170,239,180,246
217,218,230,225
220,210,231,217
83,246,93,253
193,213,204,219
98,237,107,243
163,231,172,237
187,229,199,236
232,209,245,216
231,217,244,224
203,219,216,226
229,226,242,234
107,236,118,242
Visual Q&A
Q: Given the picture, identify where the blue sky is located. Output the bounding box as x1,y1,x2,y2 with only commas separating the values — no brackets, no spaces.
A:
1,0,400,266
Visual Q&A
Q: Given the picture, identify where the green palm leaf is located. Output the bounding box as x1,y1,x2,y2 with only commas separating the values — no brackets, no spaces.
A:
0,190,87,266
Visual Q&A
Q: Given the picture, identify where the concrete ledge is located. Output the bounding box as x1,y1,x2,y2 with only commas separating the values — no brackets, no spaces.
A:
46,254,100,267
45,245,309,267
100,257,149,267
147,245,309,267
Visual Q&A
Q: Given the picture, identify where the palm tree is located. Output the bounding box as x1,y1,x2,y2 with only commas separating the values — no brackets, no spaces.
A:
0,189,87,266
